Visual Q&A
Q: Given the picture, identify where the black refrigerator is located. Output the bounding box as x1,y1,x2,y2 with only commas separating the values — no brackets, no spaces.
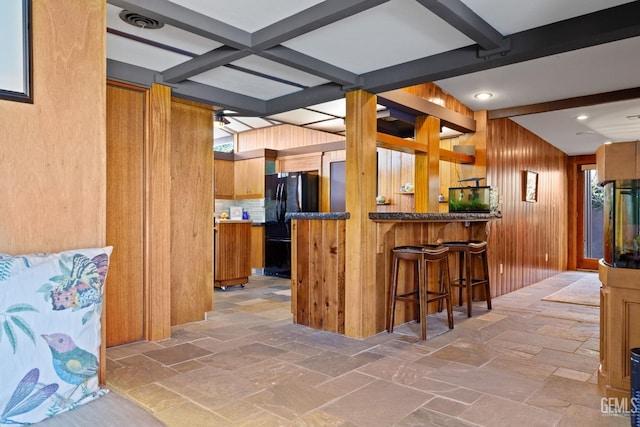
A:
264,172,319,278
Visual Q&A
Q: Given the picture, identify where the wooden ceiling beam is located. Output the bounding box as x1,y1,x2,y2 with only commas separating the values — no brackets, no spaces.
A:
489,87,640,119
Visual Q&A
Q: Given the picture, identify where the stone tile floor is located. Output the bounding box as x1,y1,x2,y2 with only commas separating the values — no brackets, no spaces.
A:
106,272,629,426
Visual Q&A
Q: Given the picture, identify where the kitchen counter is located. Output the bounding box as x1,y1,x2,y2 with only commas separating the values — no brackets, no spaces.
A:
288,211,499,335
214,220,252,290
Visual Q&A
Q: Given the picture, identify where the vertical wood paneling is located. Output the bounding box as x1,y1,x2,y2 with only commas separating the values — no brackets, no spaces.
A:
237,124,343,151
106,84,145,346
0,0,106,253
291,219,346,333
295,220,311,324
309,219,323,329
170,99,214,325
486,118,568,298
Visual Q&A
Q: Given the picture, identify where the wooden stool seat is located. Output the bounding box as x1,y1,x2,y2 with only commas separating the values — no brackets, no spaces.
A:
441,240,492,317
388,245,454,340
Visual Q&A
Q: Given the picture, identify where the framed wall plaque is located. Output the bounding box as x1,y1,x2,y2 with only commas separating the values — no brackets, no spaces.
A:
0,0,32,103
523,170,538,202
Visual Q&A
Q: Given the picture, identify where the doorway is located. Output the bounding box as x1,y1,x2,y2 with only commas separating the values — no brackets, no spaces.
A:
577,164,603,270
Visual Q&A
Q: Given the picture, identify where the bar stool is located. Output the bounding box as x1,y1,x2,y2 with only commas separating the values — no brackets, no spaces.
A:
441,240,492,317
388,245,454,340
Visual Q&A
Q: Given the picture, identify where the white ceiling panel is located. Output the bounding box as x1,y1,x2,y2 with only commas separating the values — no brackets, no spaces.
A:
214,128,233,140
223,118,252,133
307,99,347,117
230,116,280,129
435,37,640,112
268,109,335,125
461,0,634,35
231,56,329,88
168,0,324,32
306,118,346,134
106,4,221,55
512,99,640,156
189,67,302,100
107,33,191,71
282,0,473,74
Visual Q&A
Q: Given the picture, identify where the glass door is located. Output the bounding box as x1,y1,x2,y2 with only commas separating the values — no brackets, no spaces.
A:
577,165,603,270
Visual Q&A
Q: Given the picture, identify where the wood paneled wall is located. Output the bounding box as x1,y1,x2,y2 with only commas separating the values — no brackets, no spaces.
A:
486,118,568,297
0,0,106,380
376,149,415,212
0,0,106,253
237,124,343,152
170,98,214,325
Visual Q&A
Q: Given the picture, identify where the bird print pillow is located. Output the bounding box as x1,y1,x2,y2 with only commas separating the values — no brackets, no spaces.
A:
0,246,112,426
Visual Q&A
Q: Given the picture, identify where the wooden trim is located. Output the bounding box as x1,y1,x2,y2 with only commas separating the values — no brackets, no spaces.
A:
276,140,345,157
233,148,278,160
439,148,475,164
376,132,427,153
145,83,172,340
376,132,475,164
377,89,476,133
571,155,599,270
489,87,640,119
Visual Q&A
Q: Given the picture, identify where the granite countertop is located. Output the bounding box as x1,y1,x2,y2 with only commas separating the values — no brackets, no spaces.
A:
369,212,501,222
286,212,350,220
283,212,500,222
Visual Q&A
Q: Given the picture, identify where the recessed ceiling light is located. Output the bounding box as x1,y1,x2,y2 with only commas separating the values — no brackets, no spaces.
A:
576,130,595,136
473,92,493,100
576,115,589,120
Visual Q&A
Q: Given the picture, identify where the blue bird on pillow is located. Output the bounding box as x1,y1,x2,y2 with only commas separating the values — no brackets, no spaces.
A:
42,333,98,386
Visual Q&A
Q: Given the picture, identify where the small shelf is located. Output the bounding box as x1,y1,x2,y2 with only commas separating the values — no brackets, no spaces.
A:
377,202,391,205
395,192,414,195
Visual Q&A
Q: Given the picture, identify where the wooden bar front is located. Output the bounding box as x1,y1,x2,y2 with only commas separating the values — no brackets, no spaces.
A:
290,212,497,336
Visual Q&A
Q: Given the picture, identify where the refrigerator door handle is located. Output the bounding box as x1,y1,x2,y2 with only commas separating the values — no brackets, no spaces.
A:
275,183,282,221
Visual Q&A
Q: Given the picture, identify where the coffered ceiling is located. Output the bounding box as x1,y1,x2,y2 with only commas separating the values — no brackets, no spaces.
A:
106,0,640,156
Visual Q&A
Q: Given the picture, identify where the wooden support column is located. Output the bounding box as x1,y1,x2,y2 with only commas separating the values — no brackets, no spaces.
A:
344,90,378,338
415,116,441,212
145,83,172,340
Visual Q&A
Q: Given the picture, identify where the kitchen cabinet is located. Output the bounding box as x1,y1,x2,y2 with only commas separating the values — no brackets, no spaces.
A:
215,220,252,289
234,157,264,197
214,159,234,199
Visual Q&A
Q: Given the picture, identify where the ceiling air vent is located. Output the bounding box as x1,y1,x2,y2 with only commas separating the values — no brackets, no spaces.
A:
119,10,164,30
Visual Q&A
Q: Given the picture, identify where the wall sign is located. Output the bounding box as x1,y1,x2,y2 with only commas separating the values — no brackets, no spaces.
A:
0,0,32,103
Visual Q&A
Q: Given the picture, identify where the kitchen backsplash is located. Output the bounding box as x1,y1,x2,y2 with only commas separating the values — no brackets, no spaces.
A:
215,198,265,223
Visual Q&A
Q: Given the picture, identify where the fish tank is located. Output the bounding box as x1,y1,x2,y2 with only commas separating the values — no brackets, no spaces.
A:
603,180,640,268
448,186,491,213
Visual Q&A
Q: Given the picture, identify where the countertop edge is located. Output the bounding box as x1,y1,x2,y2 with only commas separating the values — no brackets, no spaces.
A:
368,212,501,222
286,212,350,220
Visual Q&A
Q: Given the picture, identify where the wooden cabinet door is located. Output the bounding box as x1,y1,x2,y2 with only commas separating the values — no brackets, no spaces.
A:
234,158,264,197
214,159,234,199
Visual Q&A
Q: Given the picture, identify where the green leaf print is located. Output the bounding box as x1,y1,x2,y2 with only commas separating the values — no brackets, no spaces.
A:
10,315,35,344
3,320,17,354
